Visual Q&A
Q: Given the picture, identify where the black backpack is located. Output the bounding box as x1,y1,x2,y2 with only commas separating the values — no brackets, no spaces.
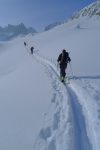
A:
61,51,69,64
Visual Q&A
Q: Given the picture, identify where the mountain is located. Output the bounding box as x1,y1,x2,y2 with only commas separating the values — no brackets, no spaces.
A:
44,22,62,31
44,1,100,32
71,1,100,19
0,23,37,41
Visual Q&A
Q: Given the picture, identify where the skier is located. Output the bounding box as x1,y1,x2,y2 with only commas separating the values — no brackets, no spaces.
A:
24,42,27,46
57,49,71,82
30,46,34,54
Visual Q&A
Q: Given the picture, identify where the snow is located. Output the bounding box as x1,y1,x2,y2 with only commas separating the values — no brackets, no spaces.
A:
0,7,100,150
0,40,53,150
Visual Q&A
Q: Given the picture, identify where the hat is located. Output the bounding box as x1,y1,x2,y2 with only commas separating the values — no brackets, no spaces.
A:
62,49,66,53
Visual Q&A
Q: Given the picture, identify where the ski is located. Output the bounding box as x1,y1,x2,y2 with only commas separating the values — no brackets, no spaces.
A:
65,76,70,84
59,76,70,84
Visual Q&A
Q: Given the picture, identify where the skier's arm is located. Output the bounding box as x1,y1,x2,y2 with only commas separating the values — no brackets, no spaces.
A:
68,55,71,62
57,54,61,69
57,54,61,63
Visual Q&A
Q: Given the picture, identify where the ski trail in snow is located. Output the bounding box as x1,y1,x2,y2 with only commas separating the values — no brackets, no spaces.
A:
46,63,92,150
66,85,92,150
70,79,100,150
29,52,93,150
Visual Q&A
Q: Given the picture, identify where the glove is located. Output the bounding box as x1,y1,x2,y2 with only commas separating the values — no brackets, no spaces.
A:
68,58,71,62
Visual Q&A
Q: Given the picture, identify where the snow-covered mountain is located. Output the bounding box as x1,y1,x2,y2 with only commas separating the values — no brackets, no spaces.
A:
71,1,100,19
0,23,37,41
45,1,100,32
0,1,100,150
44,22,62,31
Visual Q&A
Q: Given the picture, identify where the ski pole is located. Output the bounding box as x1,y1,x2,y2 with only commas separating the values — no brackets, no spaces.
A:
69,62,74,79
57,62,60,70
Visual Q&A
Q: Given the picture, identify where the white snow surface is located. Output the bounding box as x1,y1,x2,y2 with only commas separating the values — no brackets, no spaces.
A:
0,16,100,150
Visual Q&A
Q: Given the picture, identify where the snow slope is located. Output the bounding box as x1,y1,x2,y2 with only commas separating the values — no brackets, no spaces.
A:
0,39,53,150
0,6,100,150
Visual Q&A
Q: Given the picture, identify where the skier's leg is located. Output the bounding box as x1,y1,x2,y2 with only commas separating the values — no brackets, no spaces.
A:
60,65,65,82
30,47,34,54
31,49,33,54
60,64,63,81
61,64,68,82
64,63,67,78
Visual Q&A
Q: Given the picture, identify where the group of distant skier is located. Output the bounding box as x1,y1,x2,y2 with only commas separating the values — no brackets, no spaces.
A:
24,42,34,54
24,42,71,83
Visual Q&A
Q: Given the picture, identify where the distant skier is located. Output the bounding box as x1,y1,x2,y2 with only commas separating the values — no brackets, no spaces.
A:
30,46,34,54
57,49,71,82
24,42,27,46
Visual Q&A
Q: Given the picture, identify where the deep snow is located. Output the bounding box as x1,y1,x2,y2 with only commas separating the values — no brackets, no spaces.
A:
0,13,100,150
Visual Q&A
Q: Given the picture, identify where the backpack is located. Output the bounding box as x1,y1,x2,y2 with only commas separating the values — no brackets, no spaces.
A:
61,51,69,64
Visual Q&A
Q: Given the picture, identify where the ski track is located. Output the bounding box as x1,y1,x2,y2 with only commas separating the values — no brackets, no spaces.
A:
47,63,92,150
29,52,96,150
66,86,92,150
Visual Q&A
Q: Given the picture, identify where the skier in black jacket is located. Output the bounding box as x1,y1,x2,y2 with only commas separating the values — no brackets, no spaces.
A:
57,49,71,82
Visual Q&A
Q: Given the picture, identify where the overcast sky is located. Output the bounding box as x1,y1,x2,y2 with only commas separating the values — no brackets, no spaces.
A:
0,0,96,31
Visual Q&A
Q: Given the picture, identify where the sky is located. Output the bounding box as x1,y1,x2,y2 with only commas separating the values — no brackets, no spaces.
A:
0,0,96,31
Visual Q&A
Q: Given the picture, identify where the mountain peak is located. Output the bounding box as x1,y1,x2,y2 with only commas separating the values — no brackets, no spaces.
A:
0,23,37,41
44,22,62,31
71,1,100,19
